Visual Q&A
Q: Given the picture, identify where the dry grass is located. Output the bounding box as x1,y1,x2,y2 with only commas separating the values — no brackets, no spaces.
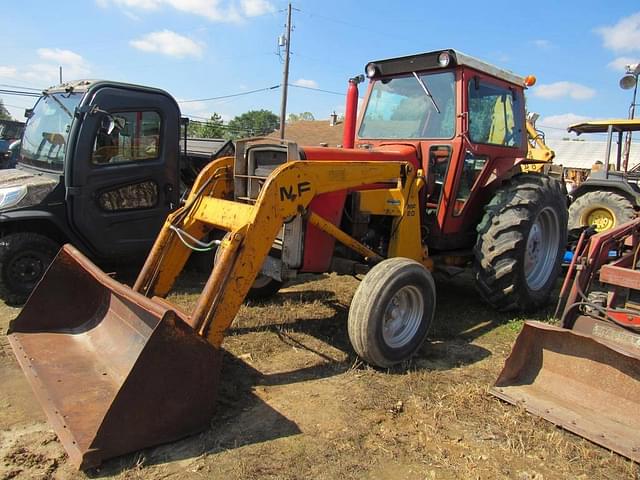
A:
1,270,639,479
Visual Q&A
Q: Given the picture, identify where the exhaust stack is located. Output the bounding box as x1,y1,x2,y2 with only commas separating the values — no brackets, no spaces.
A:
342,75,363,148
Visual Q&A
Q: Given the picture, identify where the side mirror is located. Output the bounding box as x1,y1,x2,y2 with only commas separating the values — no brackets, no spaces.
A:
24,108,34,119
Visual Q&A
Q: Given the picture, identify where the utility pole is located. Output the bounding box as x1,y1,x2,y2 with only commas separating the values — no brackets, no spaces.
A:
59,66,63,84
278,3,292,139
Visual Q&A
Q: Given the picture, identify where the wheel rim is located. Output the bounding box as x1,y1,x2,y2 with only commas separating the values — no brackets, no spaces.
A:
7,251,49,291
585,208,615,232
382,285,424,349
524,206,561,291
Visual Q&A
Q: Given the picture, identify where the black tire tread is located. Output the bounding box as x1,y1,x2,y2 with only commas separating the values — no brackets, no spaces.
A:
348,257,435,367
568,190,635,230
473,174,568,312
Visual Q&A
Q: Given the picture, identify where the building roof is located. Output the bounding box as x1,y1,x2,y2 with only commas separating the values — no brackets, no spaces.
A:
268,120,345,147
547,138,640,170
181,138,233,157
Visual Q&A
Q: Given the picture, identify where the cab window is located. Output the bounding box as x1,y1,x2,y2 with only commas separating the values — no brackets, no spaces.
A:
92,111,161,165
468,79,523,147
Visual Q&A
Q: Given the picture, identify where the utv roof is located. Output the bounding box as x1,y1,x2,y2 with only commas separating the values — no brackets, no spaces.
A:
366,49,525,86
43,79,175,100
568,119,640,134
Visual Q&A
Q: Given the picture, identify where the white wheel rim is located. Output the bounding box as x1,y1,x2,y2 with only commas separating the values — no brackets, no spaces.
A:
382,285,424,348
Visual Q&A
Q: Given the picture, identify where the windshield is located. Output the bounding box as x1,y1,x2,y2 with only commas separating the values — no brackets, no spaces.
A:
19,92,82,171
359,71,455,139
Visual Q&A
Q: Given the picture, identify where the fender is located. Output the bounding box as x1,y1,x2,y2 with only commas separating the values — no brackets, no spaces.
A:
0,209,95,258
572,179,640,207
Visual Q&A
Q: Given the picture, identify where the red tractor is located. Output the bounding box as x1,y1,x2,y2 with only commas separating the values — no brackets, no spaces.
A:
10,49,568,468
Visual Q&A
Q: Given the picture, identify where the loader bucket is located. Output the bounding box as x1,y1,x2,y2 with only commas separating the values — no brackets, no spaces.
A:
8,245,223,470
492,321,640,462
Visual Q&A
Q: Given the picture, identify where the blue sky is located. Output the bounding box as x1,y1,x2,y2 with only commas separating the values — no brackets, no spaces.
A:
2,0,639,139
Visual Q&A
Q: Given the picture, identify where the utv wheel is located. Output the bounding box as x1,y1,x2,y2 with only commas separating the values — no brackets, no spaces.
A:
214,234,283,301
348,258,436,368
474,174,568,312
568,190,635,233
0,233,59,304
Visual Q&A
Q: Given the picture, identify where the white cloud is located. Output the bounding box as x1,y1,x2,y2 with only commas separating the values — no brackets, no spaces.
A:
37,48,84,66
0,48,90,87
532,39,552,49
533,81,596,100
130,30,204,58
240,0,274,16
596,12,640,52
97,0,273,22
608,56,638,72
0,66,17,78
538,113,592,136
97,0,161,9
293,78,318,89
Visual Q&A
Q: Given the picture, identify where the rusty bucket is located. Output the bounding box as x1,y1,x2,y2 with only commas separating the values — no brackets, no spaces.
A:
8,245,222,469
492,320,640,462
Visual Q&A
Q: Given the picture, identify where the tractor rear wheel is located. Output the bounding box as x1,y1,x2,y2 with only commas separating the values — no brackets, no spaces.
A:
348,258,436,367
568,190,635,233
473,174,567,312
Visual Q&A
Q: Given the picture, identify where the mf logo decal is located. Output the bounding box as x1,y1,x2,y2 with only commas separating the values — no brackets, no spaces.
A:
279,181,311,202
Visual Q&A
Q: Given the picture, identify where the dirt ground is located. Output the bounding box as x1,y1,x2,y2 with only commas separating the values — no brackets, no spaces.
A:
1,271,638,480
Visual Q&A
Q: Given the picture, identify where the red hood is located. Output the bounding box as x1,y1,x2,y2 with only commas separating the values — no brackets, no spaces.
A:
300,144,420,170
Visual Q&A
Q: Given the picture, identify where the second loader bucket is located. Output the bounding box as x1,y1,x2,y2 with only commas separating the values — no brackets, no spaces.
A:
492,321,640,462
8,245,223,469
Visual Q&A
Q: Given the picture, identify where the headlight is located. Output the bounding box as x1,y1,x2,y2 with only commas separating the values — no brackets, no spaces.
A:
0,185,27,210
438,52,451,67
365,62,379,78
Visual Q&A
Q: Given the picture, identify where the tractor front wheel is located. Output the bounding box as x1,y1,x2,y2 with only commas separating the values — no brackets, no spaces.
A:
348,258,436,368
568,190,635,233
473,174,568,312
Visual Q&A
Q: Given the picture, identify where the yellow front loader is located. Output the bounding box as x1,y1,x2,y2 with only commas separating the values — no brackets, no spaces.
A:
8,144,428,469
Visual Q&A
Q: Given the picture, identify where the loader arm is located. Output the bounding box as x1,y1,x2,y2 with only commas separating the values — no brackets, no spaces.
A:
8,155,424,469
135,158,422,346
521,119,556,174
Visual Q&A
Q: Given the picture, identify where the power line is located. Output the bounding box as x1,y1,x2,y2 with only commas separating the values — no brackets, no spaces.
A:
179,85,280,103
0,89,41,98
288,83,358,97
0,84,43,92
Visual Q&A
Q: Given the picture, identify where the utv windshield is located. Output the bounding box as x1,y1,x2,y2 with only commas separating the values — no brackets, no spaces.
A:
359,71,455,139
19,92,82,171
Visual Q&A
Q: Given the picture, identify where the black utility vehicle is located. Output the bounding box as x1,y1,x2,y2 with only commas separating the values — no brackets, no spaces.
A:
0,80,232,302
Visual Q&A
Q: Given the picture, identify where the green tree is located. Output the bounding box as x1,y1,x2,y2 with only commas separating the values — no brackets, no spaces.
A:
287,111,315,122
187,113,225,138
226,109,279,139
0,100,11,121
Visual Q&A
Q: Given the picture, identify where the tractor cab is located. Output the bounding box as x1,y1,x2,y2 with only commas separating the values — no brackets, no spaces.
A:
353,49,530,250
